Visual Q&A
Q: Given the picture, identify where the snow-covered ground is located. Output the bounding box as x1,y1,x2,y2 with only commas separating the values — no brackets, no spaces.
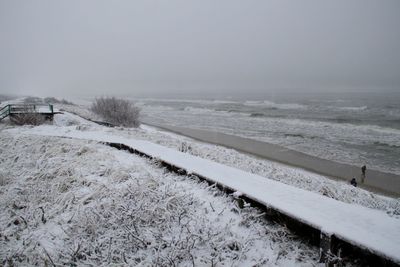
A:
0,128,320,266
58,106,400,218
1,105,399,266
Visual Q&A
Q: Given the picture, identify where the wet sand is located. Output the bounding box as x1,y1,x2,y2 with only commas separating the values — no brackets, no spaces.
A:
145,123,400,197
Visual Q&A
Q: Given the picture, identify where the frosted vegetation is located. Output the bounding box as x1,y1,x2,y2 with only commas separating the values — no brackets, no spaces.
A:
91,97,140,127
0,133,319,266
10,113,46,126
22,96,73,105
0,94,18,103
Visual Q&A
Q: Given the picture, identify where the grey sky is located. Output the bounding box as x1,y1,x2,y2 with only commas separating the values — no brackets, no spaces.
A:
0,0,399,98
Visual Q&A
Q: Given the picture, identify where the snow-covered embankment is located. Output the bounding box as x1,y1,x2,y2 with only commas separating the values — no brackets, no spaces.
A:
3,112,400,266
0,127,319,265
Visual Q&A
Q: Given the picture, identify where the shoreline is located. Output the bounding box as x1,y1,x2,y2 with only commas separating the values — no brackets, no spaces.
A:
144,122,400,197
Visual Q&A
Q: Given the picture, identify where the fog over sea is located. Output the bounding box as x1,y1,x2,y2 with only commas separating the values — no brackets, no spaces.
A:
137,91,400,175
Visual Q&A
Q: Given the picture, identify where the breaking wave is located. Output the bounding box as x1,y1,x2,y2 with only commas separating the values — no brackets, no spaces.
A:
338,106,368,111
183,106,215,114
373,141,400,149
244,100,307,110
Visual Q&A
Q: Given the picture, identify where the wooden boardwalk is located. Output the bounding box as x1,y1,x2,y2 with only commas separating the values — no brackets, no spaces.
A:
0,104,55,122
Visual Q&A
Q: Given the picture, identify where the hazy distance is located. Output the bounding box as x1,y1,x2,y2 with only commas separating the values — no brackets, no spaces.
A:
0,0,399,99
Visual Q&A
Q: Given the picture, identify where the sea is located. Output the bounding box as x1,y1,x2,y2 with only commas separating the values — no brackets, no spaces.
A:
135,91,400,175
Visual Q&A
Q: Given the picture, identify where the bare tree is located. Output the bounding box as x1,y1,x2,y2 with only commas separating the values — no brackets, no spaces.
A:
91,97,140,127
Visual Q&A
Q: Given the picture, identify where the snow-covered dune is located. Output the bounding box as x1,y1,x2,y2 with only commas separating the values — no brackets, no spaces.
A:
0,132,318,266
3,112,400,265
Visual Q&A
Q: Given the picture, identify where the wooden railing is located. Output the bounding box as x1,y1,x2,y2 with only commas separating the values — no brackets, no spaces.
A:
0,104,54,121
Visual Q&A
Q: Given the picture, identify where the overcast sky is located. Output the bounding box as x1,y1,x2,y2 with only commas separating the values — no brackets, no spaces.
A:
0,0,399,98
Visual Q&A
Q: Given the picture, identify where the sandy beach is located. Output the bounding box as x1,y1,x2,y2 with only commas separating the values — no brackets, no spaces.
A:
146,122,400,197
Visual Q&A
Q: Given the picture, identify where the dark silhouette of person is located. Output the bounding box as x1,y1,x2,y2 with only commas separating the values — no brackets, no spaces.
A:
361,165,366,183
350,178,357,187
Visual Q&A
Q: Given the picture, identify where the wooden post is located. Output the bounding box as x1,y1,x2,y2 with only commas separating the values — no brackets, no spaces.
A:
319,232,341,266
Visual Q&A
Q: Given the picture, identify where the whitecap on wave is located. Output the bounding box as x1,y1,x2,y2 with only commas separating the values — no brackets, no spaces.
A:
243,100,307,110
338,106,368,111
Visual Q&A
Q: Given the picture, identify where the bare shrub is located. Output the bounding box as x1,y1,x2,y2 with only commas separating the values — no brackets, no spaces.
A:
91,97,140,127
11,113,47,125
23,96,43,104
60,99,74,105
44,97,74,105
0,94,17,104
43,97,58,103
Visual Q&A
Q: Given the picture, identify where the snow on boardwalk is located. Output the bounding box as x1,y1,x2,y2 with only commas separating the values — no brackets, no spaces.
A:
7,126,400,264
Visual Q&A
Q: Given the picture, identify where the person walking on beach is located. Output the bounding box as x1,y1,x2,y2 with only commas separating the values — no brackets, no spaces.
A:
361,165,366,183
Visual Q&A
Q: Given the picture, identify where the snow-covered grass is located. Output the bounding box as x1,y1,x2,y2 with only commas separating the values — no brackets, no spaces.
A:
57,106,400,217
57,103,102,122
0,132,322,266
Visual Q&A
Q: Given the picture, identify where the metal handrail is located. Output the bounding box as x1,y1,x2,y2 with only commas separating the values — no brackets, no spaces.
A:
0,104,10,113
0,111,9,118
0,104,10,110
0,105,10,119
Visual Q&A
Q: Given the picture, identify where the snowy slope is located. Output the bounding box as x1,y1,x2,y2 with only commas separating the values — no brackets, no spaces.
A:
5,117,400,264
0,132,320,266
